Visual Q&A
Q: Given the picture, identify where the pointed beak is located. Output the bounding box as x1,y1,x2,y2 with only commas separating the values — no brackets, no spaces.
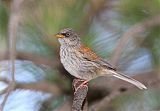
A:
55,33,65,38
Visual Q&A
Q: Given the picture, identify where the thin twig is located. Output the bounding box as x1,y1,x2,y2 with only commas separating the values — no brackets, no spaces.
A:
0,77,63,96
16,82,62,96
8,0,23,81
0,0,24,110
0,88,8,95
0,82,15,111
0,51,60,68
0,78,10,84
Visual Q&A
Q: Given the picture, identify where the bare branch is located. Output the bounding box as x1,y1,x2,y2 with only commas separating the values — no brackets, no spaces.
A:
0,88,8,95
0,77,62,96
0,78,10,84
16,82,62,96
72,79,88,111
0,51,60,68
112,15,160,65
0,0,25,110
0,82,15,111
8,0,24,81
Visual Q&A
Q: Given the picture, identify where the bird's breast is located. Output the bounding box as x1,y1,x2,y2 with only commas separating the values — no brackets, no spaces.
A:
60,46,100,80
60,46,81,77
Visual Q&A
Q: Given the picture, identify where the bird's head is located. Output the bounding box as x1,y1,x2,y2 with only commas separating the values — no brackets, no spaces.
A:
55,28,81,46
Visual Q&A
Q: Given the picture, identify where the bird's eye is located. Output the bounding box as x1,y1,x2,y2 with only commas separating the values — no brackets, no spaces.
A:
61,32,71,37
65,32,70,37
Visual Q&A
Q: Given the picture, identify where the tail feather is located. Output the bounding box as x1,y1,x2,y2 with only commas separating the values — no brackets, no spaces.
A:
109,70,147,90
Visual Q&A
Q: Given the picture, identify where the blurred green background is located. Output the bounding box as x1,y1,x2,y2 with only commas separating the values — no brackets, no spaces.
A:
0,0,160,111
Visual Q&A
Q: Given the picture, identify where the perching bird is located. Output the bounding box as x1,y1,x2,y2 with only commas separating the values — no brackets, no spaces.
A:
55,28,147,90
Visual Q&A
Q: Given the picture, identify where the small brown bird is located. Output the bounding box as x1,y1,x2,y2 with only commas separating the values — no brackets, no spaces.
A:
55,28,147,90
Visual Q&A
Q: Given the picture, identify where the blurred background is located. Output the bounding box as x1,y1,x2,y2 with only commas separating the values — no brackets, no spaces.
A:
0,0,160,111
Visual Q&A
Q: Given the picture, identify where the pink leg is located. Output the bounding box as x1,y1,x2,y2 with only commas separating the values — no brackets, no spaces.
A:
72,79,89,92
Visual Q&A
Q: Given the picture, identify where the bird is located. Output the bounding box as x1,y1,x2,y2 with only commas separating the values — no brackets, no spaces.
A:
55,28,147,90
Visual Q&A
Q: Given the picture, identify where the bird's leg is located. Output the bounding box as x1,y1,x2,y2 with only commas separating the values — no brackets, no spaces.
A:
73,79,88,93
72,79,85,91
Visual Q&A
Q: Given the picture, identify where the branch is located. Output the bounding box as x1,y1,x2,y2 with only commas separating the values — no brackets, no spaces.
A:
16,82,62,96
0,82,15,111
0,88,8,95
112,15,160,65
72,79,88,111
0,78,10,84
0,51,60,68
0,77,62,96
0,0,25,110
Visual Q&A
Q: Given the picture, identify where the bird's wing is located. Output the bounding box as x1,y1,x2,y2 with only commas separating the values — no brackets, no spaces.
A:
95,58,116,71
78,45,116,71
78,45,99,60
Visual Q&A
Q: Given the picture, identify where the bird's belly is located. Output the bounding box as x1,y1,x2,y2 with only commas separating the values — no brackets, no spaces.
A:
60,56,81,78
60,58,98,80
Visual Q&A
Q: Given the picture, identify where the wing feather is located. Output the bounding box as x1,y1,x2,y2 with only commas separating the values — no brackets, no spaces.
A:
78,45,116,71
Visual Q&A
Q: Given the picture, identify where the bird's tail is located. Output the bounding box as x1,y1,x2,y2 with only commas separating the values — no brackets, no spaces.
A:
109,70,147,90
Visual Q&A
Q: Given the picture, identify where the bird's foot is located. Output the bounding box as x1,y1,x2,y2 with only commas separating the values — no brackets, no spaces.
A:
73,79,88,94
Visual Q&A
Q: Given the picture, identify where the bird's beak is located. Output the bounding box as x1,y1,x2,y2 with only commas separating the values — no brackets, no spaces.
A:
55,34,65,38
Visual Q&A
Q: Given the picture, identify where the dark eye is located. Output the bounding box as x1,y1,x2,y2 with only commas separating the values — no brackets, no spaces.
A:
65,32,70,37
